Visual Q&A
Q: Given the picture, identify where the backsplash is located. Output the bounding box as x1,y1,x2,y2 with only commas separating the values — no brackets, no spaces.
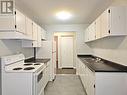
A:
89,36,127,66
0,40,34,58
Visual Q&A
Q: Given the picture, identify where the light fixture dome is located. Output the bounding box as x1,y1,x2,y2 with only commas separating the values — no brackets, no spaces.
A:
56,11,72,20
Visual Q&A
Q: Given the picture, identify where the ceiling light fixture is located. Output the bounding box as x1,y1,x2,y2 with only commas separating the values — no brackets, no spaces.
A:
56,11,72,20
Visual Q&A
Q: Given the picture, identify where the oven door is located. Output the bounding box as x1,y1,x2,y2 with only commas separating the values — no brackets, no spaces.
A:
34,69,44,95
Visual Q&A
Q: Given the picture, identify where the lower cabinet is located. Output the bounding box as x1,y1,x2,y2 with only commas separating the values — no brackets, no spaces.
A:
77,58,95,95
43,62,50,89
77,58,127,95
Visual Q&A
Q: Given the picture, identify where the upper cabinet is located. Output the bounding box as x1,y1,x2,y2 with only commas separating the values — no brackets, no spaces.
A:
84,22,96,42
22,24,42,47
0,10,31,40
84,6,127,42
41,28,46,40
95,16,101,39
15,9,26,34
25,17,33,39
0,8,47,47
37,26,42,47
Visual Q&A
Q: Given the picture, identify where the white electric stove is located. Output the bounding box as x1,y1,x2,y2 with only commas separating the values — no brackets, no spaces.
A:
1,54,46,95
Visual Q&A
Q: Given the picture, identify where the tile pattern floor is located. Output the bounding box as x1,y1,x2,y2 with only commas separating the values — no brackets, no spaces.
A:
56,68,76,74
45,75,87,95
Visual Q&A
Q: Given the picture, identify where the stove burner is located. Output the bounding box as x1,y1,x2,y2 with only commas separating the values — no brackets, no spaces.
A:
13,67,22,70
24,67,35,70
24,63,33,66
34,63,40,65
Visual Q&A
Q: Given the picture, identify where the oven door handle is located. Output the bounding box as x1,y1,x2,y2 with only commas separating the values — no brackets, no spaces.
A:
36,70,44,83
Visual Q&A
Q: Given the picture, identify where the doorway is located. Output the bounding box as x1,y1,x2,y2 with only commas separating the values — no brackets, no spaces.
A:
61,36,74,68
54,32,76,74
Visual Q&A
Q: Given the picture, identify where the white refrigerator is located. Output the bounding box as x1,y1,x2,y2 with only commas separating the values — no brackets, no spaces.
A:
36,40,56,81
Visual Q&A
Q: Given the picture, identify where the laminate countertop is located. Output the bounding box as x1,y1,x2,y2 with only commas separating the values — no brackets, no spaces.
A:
25,57,50,64
78,55,127,72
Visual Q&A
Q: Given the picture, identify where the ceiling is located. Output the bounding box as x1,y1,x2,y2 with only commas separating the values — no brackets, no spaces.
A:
15,0,113,25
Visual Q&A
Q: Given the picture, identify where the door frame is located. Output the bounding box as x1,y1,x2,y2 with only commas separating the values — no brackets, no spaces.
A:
60,35,74,68
54,32,76,69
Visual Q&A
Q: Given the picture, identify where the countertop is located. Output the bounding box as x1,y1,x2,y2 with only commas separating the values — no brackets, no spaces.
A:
77,55,127,72
25,57,50,64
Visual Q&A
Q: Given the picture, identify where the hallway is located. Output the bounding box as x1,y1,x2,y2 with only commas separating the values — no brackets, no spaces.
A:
45,75,86,95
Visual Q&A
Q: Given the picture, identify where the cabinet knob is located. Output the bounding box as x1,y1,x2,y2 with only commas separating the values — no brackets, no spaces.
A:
108,10,110,13
108,30,110,34
15,25,17,29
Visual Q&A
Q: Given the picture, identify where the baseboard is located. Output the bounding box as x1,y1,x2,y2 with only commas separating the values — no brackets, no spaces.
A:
61,68,75,69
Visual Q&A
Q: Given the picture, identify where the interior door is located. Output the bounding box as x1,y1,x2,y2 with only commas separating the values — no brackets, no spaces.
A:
60,36,74,68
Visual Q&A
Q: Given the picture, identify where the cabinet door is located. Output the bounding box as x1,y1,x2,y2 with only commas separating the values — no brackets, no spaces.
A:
85,28,89,42
76,58,80,75
32,22,38,47
32,22,38,41
37,26,42,47
0,15,15,31
25,17,33,39
95,16,101,39
101,10,109,37
42,28,46,40
91,22,96,40
110,7,126,35
15,10,26,34
88,22,96,41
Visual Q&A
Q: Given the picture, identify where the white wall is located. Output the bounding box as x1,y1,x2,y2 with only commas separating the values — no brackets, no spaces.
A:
0,40,33,58
89,36,127,66
43,24,93,68
87,0,127,66
44,24,93,54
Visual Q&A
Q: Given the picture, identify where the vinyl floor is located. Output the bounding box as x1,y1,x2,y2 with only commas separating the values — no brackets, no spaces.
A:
44,75,87,95
56,68,76,74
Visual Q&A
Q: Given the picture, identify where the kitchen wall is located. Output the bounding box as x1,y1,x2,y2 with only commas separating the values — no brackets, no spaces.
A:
44,24,93,55
0,40,33,58
89,37,127,66
87,0,127,66
42,24,93,68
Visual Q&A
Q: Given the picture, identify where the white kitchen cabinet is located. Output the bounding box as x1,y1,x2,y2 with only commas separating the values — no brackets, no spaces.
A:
84,28,90,42
32,22,38,41
0,9,32,40
43,62,50,88
77,58,127,95
25,17,33,39
41,28,46,40
89,22,96,41
85,22,96,42
0,15,15,31
37,26,42,47
77,59,95,95
22,24,42,47
95,16,101,39
15,9,26,34
84,6,127,42
101,6,127,37
101,9,109,37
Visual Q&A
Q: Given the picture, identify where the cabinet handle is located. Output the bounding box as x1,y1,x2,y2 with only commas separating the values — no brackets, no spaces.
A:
108,30,110,34
108,10,110,13
32,43,33,46
94,84,95,88
15,25,17,29
15,11,16,15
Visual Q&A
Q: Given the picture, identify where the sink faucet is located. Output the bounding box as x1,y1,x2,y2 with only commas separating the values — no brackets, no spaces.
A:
95,57,101,62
